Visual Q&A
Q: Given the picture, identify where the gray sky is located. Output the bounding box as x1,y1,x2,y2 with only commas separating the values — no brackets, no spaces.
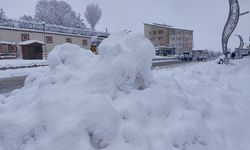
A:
1,0,250,51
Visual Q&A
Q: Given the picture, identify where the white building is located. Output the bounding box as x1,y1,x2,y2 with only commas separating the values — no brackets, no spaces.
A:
0,19,108,59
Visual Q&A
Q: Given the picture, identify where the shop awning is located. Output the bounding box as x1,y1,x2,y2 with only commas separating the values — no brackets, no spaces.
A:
18,40,44,46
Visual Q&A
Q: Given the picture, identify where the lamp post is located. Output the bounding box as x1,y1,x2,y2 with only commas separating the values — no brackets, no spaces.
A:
42,22,47,60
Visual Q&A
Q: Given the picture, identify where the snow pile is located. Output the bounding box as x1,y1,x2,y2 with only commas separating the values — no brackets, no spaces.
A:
0,33,155,150
1,32,250,150
46,33,154,97
98,33,154,94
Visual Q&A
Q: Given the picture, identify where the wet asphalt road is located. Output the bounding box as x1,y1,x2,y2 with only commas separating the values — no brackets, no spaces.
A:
0,76,26,96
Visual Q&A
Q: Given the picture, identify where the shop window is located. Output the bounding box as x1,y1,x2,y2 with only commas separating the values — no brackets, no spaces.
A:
82,40,88,46
46,36,53,43
66,38,72,43
21,34,30,41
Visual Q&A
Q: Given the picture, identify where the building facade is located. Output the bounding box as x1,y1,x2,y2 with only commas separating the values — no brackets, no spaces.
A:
0,19,108,59
144,23,193,54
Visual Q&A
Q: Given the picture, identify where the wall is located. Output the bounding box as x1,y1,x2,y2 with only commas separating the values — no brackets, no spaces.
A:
0,27,93,56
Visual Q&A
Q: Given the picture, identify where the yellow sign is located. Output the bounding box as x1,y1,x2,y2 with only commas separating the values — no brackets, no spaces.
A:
90,45,97,53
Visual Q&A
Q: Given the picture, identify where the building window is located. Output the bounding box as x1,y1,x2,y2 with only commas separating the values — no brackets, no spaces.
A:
46,36,53,43
158,30,164,34
66,38,72,43
158,37,162,40
153,31,157,35
21,34,30,41
170,30,175,35
82,40,88,46
8,45,17,53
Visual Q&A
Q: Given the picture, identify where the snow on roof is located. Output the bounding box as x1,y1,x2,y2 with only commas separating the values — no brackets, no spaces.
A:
18,40,44,46
0,19,109,38
0,41,15,45
144,22,193,32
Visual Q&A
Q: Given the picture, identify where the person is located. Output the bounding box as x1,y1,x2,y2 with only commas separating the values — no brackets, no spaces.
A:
231,52,236,59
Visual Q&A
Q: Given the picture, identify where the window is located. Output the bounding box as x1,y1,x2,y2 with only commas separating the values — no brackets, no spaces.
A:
66,38,72,43
82,40,88,46
46,36,53,43
158,30,164,34
21,34,30,41
170,30,175,35
158,37,162,40
153,31,157,35
8,45,17,53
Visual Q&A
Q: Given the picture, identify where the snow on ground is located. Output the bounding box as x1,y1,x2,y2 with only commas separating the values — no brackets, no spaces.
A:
0,59,47,69
0,67,49,78
0,33,250,150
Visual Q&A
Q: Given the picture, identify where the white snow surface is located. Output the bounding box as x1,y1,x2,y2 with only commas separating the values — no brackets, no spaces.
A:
18,40,45,46
0,33,250,150
0,59,47,69
0,67,49,78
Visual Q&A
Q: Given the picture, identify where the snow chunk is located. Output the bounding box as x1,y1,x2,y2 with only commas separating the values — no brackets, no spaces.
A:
98,33,155,93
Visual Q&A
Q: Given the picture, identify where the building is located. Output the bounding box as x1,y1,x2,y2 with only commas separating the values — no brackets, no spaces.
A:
0,19,109,59
144,23,193,54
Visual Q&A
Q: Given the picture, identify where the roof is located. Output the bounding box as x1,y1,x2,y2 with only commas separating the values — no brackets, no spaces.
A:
144,23,193,32
0,41,15,45
18,40,44,46
0,19,109,38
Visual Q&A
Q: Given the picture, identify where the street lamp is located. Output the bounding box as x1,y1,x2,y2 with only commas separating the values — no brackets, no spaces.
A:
42,22,47,60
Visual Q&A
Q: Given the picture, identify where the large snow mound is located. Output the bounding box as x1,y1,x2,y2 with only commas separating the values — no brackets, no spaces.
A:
0,32,250,150
0,33,155,150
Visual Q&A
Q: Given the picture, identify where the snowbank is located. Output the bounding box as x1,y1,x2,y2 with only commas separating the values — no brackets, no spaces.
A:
0,33,155,150
0,32,250,150
0,59,47,69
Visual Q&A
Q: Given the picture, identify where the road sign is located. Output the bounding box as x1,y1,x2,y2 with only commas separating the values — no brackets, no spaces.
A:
90,45,97,53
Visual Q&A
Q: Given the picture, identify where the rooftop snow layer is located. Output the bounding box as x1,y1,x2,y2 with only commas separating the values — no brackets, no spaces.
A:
18,40,44,46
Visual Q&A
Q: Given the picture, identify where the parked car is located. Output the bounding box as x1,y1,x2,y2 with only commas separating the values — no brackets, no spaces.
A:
193,50,209,61
178,52,193,61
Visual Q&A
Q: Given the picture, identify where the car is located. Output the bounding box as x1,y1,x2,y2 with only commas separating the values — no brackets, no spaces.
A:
178,52,193,61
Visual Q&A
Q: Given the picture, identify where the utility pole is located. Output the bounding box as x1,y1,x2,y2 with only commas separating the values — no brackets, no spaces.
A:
42,22,47,60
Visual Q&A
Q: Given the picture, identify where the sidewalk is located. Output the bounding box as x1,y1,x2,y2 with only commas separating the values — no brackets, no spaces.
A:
0,59,48,70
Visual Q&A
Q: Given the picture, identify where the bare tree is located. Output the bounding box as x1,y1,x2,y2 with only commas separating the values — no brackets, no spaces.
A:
84,4,102,31
20,15,35,22
34,0,86,28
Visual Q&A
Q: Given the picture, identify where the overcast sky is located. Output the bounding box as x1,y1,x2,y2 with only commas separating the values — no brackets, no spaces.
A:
1,0,250,51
